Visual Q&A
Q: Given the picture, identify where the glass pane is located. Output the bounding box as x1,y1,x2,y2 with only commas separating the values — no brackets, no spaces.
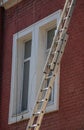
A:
24,40,31,59
21,61,30,111
47,28,56,49
46,28,56,103
49,85,54,102
45,71,54,102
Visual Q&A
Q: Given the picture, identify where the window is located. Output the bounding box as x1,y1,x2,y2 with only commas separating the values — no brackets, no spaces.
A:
9,10,61,124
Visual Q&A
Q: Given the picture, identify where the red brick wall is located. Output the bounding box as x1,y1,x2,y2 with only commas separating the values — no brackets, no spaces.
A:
0,0,84,130
0,7,4,89
0,7,4,129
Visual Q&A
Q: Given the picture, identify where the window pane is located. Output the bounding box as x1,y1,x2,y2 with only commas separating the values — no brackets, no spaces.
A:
24,40,31,59
46,72,54,102
21,61,30,111
47,28,56,49
46,27,56,103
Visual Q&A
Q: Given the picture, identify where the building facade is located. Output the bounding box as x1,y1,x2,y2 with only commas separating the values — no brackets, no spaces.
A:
0,0,84,130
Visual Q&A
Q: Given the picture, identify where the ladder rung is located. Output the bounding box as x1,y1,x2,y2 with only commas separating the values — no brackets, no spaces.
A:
59,28,64,32
47,62,56,70
63,16,68,20
37,99,45,103
41,87,48,91
47,63,54,70
45,75,53,80
52,49,60,55
47,63,51,67
29,124,37,128
55,40,59,43
51,51,56,55
59,27,68,33
33,111,41,116
67,5,71,9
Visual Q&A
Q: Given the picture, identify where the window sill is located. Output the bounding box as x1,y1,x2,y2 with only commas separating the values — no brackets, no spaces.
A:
8,103,59,124
8,110,30,124
12,110,29,117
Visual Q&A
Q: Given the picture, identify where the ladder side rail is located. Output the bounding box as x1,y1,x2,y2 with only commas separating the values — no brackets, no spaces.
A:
34,34,69,130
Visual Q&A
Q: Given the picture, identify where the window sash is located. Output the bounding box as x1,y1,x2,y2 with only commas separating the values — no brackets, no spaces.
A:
21,40,31,112
46,27,56,103
21,60,30,111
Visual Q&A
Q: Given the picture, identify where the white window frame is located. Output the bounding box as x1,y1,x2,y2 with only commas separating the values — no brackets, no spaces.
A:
8,9,61,124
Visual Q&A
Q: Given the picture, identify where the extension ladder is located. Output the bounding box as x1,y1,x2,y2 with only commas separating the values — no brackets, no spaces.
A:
26,0,76,130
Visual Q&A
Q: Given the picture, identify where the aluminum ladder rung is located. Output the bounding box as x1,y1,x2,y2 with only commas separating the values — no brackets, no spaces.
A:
29,124,37,128
55,40,59,43
37,99,45,103
41,87,49,91
45,75,55,80
63,16,68,20
52,48,63,55
33,111,41,116
51,51,57,55
59,28,65,32
67,4,72,8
